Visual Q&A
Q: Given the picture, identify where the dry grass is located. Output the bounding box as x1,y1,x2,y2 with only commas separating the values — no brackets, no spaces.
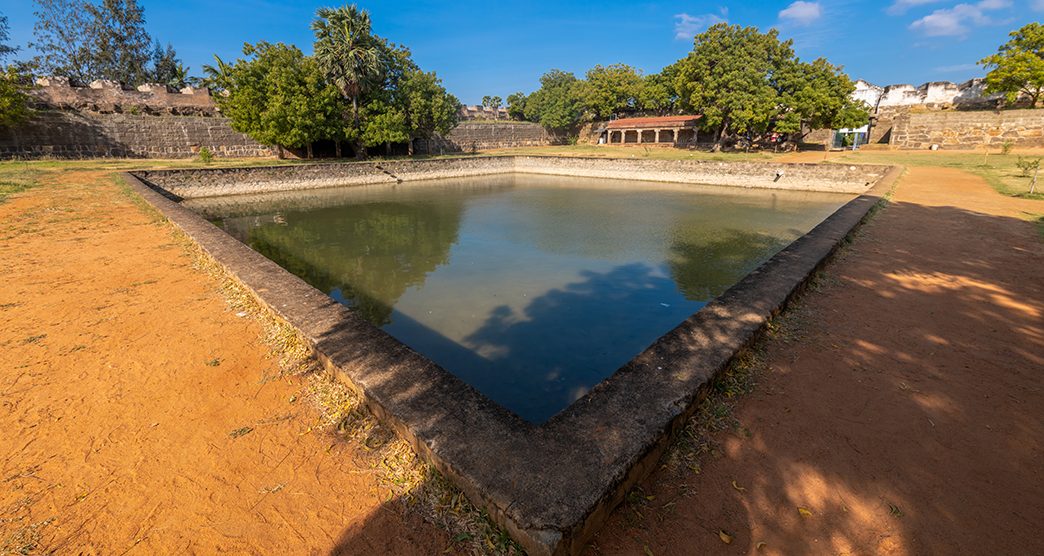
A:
145,191,522,555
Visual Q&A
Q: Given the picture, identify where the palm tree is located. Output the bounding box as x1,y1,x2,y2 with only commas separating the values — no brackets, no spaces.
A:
311,5,382,157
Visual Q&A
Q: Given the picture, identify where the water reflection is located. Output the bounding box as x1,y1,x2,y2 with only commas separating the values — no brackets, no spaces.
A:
201,174,851,422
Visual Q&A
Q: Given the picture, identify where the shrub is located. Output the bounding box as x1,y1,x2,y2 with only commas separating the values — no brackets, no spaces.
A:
1001,141,1015,155
198,146,214,163
1016,156,1040,177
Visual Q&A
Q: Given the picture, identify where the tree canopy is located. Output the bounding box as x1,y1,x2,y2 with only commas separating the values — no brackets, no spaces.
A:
210,5,459,158
511,23,867,147
30,0,187,85
980,22,1044,107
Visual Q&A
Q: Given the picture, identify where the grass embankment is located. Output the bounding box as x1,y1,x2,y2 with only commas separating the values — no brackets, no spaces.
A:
828,149,1044,201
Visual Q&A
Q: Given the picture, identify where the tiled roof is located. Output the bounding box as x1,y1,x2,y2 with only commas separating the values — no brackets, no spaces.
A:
606,115,701,129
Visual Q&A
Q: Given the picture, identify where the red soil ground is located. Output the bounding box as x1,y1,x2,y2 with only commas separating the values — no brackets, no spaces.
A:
0,170,448,554
2,163,1041,555
589,166,1044,554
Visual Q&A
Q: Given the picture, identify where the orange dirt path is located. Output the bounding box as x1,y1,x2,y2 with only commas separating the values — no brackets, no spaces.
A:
0,171,448,554
590,166,1044,554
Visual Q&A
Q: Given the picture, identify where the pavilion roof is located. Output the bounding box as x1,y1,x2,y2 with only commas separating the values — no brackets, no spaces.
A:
606,115,701,129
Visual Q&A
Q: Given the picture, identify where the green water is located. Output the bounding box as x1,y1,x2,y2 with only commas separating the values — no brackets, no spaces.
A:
189,174,851,422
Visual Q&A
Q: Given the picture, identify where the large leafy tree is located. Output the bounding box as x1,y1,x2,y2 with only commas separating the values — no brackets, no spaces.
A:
774,58,868,137
523,69,582,133
400,69,460,153
311,5,383,157
210,42,342,158
506,91,526,120
0,12,18,63
578,63,644,120
980,22,1044,107
671,24,793,150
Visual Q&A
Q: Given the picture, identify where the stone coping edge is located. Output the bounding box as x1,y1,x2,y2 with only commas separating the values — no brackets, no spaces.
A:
121,162,902,556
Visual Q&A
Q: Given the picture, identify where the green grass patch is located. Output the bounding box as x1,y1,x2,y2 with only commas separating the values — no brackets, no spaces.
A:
829,150,1044,201
0,161,44,203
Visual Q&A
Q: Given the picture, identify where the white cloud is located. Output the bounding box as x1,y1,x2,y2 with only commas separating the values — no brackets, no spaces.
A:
887,0,943,15
934,62,980,72
910,0,1012,37
778,1,823,25
673,8,728,40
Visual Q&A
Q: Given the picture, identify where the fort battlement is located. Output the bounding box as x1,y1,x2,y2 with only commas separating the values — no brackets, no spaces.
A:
30,76,220,116
853,78,1002,112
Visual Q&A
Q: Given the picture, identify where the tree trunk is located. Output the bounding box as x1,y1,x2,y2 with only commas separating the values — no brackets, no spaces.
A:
712,121,729,153
335,140,342,158
306,143,314,159
407,138,415,156
276,145,284,159
385,141,392,156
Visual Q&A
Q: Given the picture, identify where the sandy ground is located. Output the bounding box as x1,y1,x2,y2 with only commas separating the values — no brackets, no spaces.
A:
2,161,1041,555
0,170,449,554
589,166,1044,554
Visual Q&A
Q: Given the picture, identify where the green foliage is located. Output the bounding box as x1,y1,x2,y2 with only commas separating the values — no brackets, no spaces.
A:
85,0,152,84
1016,156,1040,177
639,71,675,114
30,0,96,82
0,12,19,63
31,0,192,85
523,69,582,132
671,24,793,143
0,67,32,128
311,4,382,150
211,42,342,152
506,91,526,120
197,146,213,163
980,23,1044,106
774,57,868,135
1001,141,1015,155
578,63,644,120
481,95,502,117
149,40,187,88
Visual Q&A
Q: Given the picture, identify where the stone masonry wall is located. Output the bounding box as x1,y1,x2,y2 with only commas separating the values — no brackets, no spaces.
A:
0,110,271,159
135,156,889,199
890,108,1044,149
415,122,551,154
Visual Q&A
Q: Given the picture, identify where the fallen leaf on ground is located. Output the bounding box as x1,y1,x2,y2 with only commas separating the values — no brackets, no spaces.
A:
718,530,733,544
731,480,746,493
798,506,814,518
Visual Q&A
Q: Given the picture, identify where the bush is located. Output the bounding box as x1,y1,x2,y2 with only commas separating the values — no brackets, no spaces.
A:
1001,141,1014,155
1016,156,1040,177
197,146,214,163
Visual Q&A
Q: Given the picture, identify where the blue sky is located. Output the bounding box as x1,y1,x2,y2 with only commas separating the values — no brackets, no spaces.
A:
1,0,1041,104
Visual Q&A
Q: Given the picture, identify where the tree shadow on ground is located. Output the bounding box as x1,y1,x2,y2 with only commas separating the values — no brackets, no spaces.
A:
587,200,1044,554
324,200,1043,555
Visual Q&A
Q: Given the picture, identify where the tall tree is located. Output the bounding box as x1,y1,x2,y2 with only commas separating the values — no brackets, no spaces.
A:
670,24,793,150
578,63,643,120
523,69,582,133
400,69,460,154
149,40,188,88
0,11,18,63
210,42,342,159
506,91,526,120
980,22,1044,107
311,4,382,157
85,0,152,84
481,95,502,119
774,58,869,138
31,0,96,82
